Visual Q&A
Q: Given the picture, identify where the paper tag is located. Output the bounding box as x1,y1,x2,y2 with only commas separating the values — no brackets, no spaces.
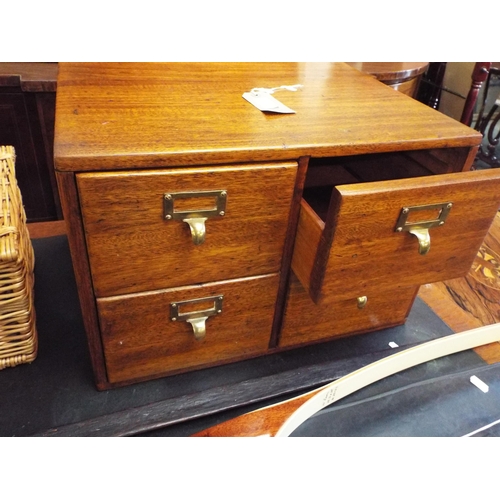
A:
242,91,296,114
388,341,399,348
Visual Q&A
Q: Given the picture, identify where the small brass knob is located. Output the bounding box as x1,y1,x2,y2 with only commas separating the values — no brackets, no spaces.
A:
357,296,367,309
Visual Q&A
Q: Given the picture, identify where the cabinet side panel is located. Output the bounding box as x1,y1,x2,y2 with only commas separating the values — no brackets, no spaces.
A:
56,171,109,389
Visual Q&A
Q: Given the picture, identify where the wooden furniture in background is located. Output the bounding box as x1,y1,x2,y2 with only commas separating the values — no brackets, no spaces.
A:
346,62,428,97
416,62,447,109
460,62,492,127
0,63,61,222
54,63,500,390
418,211,500,363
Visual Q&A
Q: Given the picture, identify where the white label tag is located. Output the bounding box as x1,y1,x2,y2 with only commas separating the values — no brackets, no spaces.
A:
242,91,296,114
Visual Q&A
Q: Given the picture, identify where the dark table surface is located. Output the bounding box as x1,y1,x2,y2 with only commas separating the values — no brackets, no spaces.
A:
1,235,498,437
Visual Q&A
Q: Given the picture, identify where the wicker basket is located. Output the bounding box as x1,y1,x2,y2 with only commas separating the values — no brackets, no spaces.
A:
0,146,37,369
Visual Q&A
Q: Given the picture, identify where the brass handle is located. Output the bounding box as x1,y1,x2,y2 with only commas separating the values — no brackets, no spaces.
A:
185,316,210,340
395,202,452,256
409,228,431,255
164,190,227,245
170,295,224,340
183,217,207,246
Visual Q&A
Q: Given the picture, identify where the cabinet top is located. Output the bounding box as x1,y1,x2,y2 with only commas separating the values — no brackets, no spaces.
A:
54,62,481,172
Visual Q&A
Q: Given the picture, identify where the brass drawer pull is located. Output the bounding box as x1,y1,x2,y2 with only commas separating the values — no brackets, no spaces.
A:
357,296,367,309
395,202,452,255
408,228,431,255
184,217,208,246
170,295,224,340
163,190,227,245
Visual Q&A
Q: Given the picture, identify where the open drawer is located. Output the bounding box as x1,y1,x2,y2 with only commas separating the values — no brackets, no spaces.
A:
292,153,500,305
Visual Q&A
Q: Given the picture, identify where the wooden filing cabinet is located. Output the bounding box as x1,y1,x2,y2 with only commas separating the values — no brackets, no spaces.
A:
54,63,500,390
77,163,297,383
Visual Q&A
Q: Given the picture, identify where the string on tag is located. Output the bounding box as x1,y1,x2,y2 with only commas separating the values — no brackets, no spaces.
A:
250,84,303,96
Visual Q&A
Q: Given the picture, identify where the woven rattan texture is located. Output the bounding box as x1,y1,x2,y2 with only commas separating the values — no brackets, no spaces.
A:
0,146,37,369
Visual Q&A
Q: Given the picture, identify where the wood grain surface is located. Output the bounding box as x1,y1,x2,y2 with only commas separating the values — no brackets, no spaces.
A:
193,389,318,437
54,63,481,172
77,162,297,297
98,273,280,384
307,168,500,302
279,275,418,348
52,63,496,390
55,171,109,389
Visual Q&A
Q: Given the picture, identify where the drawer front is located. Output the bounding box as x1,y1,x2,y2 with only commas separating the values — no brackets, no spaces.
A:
293,168,500,303
77,162,297,297
97,274,279,384
280,275,418,348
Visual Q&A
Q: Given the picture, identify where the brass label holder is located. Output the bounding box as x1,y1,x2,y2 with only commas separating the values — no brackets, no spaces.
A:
163,190,227,245
395,202,452,255
170,295,224,340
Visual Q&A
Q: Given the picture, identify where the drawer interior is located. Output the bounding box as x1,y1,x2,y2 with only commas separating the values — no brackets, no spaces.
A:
303,147,470,221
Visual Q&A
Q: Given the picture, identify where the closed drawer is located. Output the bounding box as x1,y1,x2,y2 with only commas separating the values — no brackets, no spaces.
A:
293,166,500,304
77,162,297,297
280,275,418,348
97,273,279,384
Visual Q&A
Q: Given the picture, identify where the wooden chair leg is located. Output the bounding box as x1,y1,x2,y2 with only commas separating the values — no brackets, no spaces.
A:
460,62,492,126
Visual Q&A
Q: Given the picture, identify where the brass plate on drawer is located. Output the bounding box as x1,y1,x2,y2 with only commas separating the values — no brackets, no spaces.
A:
292,168,500,305
170,295,224,340
395,202,452,232
395,202,453,255
164,190,228,245
77,162,297,297
97,274,279,384
163,190,227,220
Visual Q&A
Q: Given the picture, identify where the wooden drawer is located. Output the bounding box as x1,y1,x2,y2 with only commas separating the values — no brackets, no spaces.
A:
97,273,280,384
77,162,297,297
280,275,418,348
292,162,500,305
